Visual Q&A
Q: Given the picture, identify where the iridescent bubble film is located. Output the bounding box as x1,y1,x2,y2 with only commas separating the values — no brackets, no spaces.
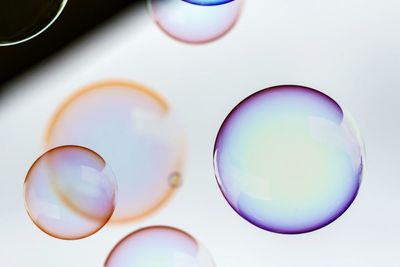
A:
214,85,364,234
148,0,243,44
0,0,67,46
24,145,116,240
182,0,235,6
46,80,185,223
105,226,216,267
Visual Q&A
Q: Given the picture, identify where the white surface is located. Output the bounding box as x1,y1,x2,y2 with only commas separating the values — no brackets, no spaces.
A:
0,0,399,266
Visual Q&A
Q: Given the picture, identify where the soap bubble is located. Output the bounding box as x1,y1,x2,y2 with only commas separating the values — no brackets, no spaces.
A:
0,0,67,46
24,145,116,240
214,85,364,234
45,80,185,223
148,0,243,44
105,226,215,267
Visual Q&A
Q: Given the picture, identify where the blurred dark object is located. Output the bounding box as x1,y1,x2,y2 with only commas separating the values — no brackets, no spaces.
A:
0,0,143,89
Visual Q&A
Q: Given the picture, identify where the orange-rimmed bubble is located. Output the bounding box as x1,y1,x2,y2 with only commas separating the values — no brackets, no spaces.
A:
24,145,117,240
45,80,185,223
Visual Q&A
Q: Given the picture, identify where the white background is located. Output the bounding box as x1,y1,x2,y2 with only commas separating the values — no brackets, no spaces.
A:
0,0,399,266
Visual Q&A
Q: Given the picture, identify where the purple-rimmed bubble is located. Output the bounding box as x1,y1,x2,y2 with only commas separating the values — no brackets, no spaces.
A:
214,85,364,234
148,0,243,44
105,226,215,267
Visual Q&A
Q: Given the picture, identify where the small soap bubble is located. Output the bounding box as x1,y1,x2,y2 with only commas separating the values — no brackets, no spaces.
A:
45,80,185,223
0,0,67,46
214,85,364,234
169,172,182,188
24,145,116,240
105,226,216,267
148,0,243,44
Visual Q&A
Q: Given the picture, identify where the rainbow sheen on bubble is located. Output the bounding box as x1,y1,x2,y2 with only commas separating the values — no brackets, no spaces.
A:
45,80,185,223
214,85,364,234
0,0,67,46
182,0,235,6
105,226,215,267
148,0,243,44
24,145,116,240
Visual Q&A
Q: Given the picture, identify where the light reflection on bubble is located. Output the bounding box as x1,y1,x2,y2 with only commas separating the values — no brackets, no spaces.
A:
24,145,116,240
148,0,243,44
45,80,185,223
214,85,364,234
182,0,235,6
105,226,216,267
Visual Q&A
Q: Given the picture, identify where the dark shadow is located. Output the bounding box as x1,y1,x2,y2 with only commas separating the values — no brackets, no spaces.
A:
0,0,145,92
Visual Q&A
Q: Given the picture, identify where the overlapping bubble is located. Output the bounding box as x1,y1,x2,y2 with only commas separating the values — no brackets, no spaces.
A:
148,0,243,44
214,85,364,234
0,0,67,46
105,226,215,267
24,145,116,240
45,80,185,223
